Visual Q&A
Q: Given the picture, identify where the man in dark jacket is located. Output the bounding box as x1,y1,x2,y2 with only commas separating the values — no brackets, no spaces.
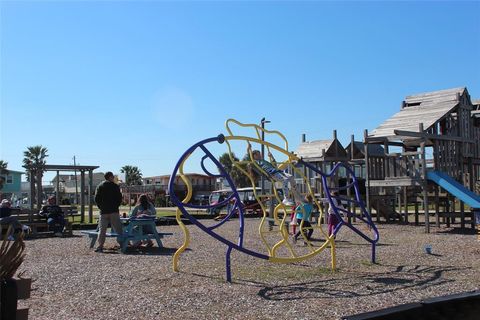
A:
39,196,66,236
94,171,123,252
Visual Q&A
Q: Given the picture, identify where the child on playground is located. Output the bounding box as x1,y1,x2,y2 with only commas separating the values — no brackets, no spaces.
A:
327,191,341,237
293,194,314,244
248,144,301,206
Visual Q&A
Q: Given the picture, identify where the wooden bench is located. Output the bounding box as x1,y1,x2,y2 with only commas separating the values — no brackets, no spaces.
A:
81,229,173,253
2,209,73,237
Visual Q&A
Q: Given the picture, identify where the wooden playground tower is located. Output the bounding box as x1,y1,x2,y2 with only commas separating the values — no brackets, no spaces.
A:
362,87,480,232
295,132,373,221
295,131,349,196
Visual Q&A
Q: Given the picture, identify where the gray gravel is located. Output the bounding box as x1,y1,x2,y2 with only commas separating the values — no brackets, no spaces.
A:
18,219,480,319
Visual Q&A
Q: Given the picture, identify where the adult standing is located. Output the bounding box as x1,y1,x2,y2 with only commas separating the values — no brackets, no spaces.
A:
94,171,123,252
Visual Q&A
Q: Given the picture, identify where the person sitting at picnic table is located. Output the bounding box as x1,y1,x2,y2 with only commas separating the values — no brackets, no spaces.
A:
0,199,30,239
39,196,66,237
129,194,156,248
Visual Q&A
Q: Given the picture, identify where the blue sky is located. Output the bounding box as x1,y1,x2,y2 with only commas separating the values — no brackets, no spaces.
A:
1,0,479,182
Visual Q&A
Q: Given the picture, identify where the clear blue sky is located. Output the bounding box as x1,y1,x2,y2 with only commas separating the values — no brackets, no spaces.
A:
1,1,479,182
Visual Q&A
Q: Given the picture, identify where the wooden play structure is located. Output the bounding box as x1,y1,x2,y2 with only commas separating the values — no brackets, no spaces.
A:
294,131,348,196
293,87,480,232
363,87,480,232
294,132,371,222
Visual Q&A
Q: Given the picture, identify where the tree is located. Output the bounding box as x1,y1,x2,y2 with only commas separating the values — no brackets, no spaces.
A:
22,145,49,208
120,165,143,186
218,152,251,188
22,145,48,178
0,160,8,190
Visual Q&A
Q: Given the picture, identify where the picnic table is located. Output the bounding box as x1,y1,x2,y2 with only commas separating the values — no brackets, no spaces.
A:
82,217,172,253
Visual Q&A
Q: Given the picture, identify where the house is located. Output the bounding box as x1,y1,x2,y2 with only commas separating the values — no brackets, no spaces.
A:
0,169,24,203
52,172,105,204
141,173,215,192
121,173,216,206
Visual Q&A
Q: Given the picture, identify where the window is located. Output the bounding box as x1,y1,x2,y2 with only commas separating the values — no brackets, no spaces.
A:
6,175,13,184
406,102,421,108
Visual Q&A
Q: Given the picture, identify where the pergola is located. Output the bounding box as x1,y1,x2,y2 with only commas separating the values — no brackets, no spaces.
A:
28,164,99,223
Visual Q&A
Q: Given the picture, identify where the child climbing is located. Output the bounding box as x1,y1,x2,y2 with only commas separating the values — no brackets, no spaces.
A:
247,144,301,206
293,194,314,245
328,191,341,237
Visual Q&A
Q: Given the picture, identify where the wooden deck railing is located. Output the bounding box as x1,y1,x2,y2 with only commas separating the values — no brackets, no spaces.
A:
368,152,422,180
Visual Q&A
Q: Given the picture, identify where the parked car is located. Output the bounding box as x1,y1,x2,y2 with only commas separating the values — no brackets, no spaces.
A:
193,194,210,205
208,187,262,215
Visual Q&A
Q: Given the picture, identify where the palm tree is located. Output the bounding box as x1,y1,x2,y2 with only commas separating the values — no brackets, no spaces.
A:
22,145,49,208
120,165,143,186
0,160,8,190
121,165,143,209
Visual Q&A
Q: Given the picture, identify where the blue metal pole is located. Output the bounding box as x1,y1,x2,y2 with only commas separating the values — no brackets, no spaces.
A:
226,246,233,282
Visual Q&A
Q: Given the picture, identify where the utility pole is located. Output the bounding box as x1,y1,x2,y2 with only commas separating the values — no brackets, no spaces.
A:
260,118,273,228
126,171,132,211
261,118,265,195
260,118,270,194
73,156,78,205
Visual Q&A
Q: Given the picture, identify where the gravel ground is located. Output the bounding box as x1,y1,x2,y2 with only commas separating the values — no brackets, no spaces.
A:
18,218,480,320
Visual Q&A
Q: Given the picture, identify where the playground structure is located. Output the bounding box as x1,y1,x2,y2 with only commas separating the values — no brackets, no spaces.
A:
294,131,349,197
362,87,480,232
294,132,373,224
168,119,379,282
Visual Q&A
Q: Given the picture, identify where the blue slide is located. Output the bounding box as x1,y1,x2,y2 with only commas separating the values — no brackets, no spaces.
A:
426,171,480,209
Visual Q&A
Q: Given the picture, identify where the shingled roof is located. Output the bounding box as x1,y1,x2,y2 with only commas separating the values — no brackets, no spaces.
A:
295,139,348,161
345,141,385,158
370,87,469,138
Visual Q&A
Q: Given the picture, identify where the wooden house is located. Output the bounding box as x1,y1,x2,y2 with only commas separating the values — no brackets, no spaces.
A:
0,169,24,203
